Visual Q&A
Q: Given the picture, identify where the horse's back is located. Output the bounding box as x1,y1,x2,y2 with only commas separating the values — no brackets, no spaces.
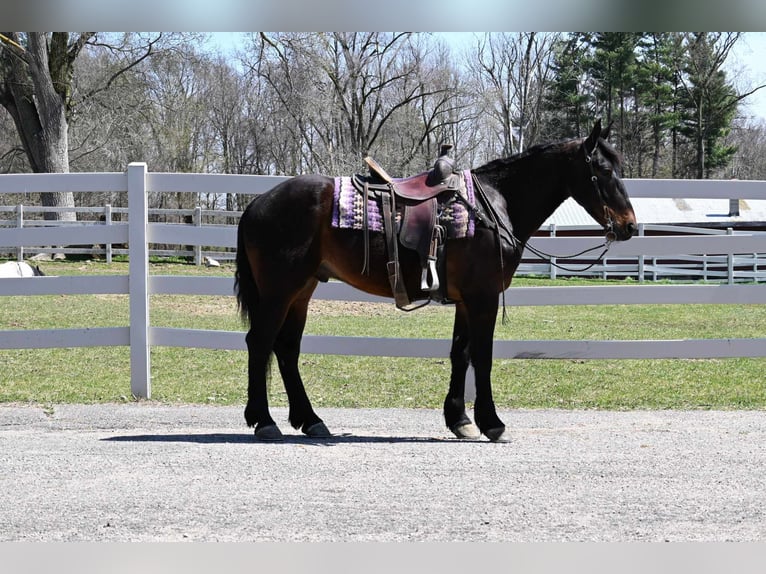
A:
242,174,333,229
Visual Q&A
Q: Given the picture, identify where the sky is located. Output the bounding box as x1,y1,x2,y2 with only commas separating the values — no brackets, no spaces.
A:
207,32,766,123
725,33,766,122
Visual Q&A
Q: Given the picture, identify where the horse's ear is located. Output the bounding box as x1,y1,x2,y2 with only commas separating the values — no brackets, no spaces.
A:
584,119,602,153
601,120,614,141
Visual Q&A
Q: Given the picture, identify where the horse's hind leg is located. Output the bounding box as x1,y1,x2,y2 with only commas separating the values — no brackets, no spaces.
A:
444,302,481,439
273,279,331,438
244,296,292,441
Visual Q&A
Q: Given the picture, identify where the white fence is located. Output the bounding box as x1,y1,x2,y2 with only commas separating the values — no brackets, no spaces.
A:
4,206,766,283
1,163,766,399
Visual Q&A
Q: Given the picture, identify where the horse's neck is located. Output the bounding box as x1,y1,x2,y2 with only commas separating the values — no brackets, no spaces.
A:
491,154,571,242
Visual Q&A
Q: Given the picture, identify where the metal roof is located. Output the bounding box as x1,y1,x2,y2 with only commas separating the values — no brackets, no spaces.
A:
543,197,766,228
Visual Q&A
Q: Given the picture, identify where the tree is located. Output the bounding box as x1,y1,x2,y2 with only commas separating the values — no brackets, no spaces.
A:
676,33,741,178
0,32,94,224
0,33,190,227
250,32,458,175
588,33,641,136
469,33,559,156
541,34,591,140
0,106,25,173
635,33,680,177
728,118,766,179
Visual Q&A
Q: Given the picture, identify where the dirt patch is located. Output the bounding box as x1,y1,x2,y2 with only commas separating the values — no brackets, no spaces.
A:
308,299,400,317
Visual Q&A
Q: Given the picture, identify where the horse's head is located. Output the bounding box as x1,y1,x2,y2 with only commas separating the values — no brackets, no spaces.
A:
571,120,637,242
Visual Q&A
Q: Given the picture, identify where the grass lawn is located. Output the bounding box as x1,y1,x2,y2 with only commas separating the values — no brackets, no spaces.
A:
1,258,765,410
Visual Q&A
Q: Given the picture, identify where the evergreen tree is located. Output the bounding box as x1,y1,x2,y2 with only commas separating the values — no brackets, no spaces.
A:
587,33,644,174
588,33,640,136
541,33,590,140
676,33,740,178
634,33,680,177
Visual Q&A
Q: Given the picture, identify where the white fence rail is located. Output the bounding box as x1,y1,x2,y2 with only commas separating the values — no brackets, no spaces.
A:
4,181,766,283
1,163,765,398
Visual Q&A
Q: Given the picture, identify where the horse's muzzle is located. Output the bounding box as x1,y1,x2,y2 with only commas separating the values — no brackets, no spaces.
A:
620,220,637,240
608,214,637,242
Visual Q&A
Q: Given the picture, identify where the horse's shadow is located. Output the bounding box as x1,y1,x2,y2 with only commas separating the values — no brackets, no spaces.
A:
101,432,469,446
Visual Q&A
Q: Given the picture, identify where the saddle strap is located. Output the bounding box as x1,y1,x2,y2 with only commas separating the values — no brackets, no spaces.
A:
381,191,410,309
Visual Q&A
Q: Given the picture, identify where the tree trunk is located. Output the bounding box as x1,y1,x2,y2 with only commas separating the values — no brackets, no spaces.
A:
1,33,78,224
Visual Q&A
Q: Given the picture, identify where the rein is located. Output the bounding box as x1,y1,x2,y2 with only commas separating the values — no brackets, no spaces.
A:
521,234,613,273
527,141,615,272
472,140,619,289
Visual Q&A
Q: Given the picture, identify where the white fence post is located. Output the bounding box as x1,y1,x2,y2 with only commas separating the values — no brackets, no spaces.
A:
128,163,151,398
16,204,23,261
465,367,476,402
638,223,645,283
727,227,734,284
549,223,557,279
194,206,202,266
104,204,112,264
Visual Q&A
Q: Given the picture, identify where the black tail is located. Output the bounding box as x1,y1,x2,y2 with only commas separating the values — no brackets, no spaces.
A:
234,208,259,326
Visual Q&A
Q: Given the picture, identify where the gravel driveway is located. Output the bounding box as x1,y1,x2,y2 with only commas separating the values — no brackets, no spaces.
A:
1,403,764,541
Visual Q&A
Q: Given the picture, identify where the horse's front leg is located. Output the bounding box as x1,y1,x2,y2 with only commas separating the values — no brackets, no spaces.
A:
444,302,481,439
465,295,511,443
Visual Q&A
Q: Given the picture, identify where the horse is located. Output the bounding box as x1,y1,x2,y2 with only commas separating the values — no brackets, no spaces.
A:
234,120,637,442
0,261,45,277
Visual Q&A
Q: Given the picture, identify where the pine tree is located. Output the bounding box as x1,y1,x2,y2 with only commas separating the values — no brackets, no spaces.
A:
676,33,740,178
634,33,680,177
541,33,590,140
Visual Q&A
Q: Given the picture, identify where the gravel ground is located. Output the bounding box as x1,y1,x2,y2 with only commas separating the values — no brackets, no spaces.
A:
1,403,765,542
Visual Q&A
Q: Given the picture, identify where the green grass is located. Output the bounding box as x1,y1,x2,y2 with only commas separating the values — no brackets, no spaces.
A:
1,259,765,409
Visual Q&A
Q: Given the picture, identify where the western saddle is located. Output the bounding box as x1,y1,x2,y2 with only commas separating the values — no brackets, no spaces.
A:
352,145,463,310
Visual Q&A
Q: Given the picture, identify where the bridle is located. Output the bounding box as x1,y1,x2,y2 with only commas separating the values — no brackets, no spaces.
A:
470,138,620,323
583,140,618,243
502,141,620,276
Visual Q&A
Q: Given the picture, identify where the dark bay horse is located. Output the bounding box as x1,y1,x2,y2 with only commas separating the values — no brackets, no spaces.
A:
235,120,637,442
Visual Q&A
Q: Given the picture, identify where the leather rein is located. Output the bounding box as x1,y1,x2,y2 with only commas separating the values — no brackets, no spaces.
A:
471,140,618,316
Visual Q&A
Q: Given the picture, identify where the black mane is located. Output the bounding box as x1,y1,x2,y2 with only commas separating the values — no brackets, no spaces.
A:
472,135,623,175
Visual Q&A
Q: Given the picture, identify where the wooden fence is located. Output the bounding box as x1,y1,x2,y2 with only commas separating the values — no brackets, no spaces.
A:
1,163,765,399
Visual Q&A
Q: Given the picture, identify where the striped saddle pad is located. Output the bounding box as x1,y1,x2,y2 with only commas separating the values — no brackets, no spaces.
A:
331,169,476,239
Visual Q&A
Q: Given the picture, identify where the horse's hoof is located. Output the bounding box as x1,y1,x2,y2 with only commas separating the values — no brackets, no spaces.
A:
450,422,481,440
254,424,284,442
484,426,511,443
303,421,332,438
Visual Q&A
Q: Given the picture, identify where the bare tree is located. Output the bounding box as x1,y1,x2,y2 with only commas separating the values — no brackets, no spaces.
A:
0,32,94,225
250,32,458,175
0,33,197,228
0,106,25,173
728,118,766,180
468,33,559,157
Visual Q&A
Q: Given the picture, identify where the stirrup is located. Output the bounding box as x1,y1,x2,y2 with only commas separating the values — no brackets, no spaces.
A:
420,256,440,293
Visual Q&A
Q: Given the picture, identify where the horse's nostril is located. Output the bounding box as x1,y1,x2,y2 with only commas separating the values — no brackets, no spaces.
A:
626,222,637,235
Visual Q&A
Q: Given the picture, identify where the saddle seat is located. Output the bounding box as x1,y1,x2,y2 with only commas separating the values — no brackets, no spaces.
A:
364,154,458,201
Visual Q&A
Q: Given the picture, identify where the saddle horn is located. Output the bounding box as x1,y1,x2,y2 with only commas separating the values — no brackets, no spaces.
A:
428,144,455,185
